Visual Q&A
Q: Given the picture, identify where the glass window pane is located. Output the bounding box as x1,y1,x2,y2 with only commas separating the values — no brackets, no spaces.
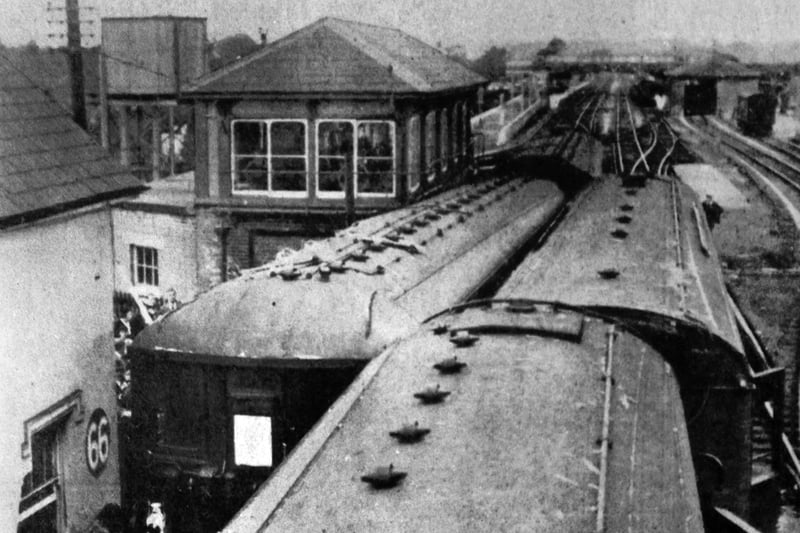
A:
272,157,306,192
234,157,269,191
425,111,436,169
271,122,305,155
440,109,449,163
318,157,347,193
318,122,353,156
357,158,393,194
233,121,266,155
357,123,393,157
407,116,420,190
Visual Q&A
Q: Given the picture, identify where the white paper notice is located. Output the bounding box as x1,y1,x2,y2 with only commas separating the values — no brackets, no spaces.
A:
233,415,273,467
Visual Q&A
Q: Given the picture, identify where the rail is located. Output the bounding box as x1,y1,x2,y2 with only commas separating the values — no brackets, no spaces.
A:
625,95,650,173
656,119,678,177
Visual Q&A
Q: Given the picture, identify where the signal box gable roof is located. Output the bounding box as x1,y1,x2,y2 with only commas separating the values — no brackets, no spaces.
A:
0,55,144,228
187,17,486,97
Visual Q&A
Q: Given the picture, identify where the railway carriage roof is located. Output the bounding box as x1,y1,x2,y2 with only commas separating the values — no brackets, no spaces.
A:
0,55,144,228
187,17,486,96
226,309,702,532
497,177,743,352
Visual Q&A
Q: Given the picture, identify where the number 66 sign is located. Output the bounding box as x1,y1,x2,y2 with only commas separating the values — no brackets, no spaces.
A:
86,408,110,476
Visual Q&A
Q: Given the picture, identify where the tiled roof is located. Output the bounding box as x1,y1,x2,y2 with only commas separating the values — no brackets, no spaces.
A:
188,17,485,96
0,54,144,227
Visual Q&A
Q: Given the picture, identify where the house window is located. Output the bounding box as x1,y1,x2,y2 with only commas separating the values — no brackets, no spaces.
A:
316,121,353,198
131,245,159,287
18,424,61,533
406,116,420,192
316,120,395,198
232,119,308,196
356,121,395,196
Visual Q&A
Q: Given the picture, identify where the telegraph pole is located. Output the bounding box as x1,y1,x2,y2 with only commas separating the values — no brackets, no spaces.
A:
66,0,87,129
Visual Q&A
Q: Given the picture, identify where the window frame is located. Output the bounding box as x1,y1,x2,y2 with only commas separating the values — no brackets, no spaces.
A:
315,119,396,200
406,115,421,194
130,244,159,287
231,118,309,198
424,110,437,183
355,120,396,198
18,421,64,532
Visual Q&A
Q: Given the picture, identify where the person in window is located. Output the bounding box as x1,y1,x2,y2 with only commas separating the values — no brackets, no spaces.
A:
114,306,135,355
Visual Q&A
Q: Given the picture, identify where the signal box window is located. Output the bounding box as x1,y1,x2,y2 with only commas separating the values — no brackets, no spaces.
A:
440,108,449,171
18,424,61,533
232,119,308,196
424,111,436,180
356,121,394,196
407,116,421,192
317,121,353,198
131,245,158,287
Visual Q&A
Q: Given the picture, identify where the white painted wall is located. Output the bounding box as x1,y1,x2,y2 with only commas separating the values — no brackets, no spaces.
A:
0,206,120,532
112,208,199,304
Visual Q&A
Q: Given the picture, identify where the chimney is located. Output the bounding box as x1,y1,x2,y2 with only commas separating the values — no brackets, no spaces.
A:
260,27,268,47
66,0,87,129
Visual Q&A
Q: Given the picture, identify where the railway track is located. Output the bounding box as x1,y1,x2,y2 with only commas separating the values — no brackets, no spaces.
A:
612,92,677,177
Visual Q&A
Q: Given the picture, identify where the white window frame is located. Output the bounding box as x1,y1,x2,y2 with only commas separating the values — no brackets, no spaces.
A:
315,119,396,200
406,115,421,194
424,110,437,183
355,120,396,198
130,244,159,287
315,119,352,200
231,119,309,198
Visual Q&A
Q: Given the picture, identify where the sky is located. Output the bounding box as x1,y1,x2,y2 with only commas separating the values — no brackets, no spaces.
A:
4,0,800,56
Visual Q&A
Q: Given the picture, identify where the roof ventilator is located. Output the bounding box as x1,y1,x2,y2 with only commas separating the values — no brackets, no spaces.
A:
615,215,632,224
361,464,407,489
449,331,478,347
389,422,431,443
619,204,634,212
278,268,301,281
610,229,629,239
414,384,451,404
433,356,467,374
598,268,620,280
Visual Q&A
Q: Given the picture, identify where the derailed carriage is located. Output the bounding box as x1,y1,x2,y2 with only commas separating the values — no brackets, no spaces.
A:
223,175,759,532
127,172,567,531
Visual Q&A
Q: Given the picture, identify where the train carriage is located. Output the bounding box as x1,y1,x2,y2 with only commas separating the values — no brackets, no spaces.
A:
128,171,567,531
226,303,704,532
497,176,754,521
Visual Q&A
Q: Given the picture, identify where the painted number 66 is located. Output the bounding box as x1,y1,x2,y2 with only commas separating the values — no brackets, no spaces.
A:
86,408,110,476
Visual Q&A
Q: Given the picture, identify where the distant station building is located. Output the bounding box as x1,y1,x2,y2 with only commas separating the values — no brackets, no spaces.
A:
184,17,485,282
665,58,761,119
0,56,144,532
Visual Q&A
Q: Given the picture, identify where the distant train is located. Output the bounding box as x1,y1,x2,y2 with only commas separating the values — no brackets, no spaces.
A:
226,176,755,531
736,91,778,137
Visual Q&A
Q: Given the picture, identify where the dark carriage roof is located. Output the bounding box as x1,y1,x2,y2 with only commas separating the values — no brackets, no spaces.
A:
187,17,485,97
0,55,144,227
226,308,702,532
498,177,743,353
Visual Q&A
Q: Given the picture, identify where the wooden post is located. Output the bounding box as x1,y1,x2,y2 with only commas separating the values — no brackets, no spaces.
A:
168,106,176,176
118,105,129,166
151,109,160,181
99,51,109,149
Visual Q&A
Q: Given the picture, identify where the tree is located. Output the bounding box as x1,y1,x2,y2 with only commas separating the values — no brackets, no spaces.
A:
537,37,566,58
471,46,507,80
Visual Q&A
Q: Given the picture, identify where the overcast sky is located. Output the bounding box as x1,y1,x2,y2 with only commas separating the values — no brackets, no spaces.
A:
5,0,800,55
